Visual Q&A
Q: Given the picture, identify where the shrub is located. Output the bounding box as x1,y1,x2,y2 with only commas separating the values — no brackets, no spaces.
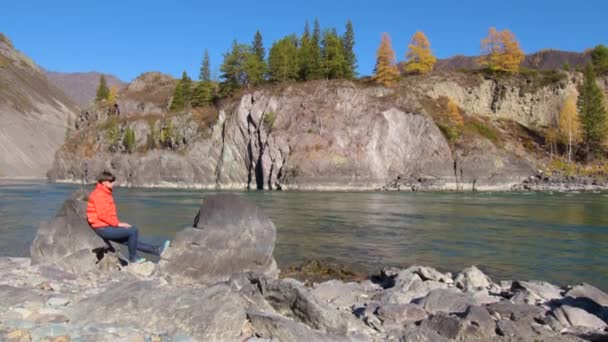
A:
123,127,136,153
263,111,277,130
106,120,121,152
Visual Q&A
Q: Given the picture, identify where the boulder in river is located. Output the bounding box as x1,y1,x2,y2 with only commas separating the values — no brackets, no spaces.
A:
160,194,278,284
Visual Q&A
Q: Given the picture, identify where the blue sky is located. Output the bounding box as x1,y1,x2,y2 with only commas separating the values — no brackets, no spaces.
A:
1,0,607,81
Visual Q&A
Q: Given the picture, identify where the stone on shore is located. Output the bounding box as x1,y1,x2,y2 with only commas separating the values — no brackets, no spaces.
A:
454,266,492,291
159,194,277,284
70,281,247,340
29,190,119,275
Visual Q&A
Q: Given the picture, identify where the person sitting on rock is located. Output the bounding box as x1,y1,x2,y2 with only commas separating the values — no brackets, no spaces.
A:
86,171,170,264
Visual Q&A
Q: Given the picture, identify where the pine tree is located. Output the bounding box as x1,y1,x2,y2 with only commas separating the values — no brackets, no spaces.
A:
253,30,265,62
298,21,313,81
96,75,110,102
268,36,299,82
558,92,581,161
578,63,607,160
247,31,267,86
199,49,211,82
321,30,346,79
192,81,214,107
170,80,184,111
220,40,250,90
404,31,436,74
373,33,399,87
591,44,608,74
309,19,324,79
341,19,357,79
181,71,192,108
479,27,524,73
244,53,266,86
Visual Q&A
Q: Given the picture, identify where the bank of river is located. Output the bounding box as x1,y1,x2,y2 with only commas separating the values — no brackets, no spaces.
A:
1,180,608,290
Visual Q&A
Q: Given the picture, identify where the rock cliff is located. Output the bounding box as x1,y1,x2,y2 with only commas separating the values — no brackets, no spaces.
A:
0,33,78,178
49,70,608,190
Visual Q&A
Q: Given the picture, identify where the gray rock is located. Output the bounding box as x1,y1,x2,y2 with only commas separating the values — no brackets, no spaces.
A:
454,266,492,291
70,280,247,341
375,276,448,305
565,283,608,307
551,305,608,329
160,194,277,284
461,305,497,339
486,301,545,322
511,280,563,303
247,311,350,342
415,289,478,314
0,285,47,309
376,303,428,324
29,190,119,274
262,278,372,336
420,312,465,339
311,280,370,309
403,266,453,284
401,324,450,342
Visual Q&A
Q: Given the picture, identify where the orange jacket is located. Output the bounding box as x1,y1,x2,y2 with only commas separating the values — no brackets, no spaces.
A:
87,183,120,228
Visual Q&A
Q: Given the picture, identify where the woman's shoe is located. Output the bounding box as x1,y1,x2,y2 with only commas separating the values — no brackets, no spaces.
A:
160,240,171,257
130,257,147,264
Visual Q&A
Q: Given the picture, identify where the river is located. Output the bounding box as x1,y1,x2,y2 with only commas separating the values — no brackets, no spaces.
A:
2,180,608,290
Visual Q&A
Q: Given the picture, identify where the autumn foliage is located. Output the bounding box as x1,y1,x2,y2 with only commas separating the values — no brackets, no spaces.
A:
373,33,399,87
558,92,581,161
478,27,524,73
404,31,436,74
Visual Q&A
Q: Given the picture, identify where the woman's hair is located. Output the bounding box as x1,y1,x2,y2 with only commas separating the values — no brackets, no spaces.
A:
97,171,116,183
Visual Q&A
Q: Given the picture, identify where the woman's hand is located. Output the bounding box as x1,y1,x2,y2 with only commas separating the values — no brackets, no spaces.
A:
118,222,132,228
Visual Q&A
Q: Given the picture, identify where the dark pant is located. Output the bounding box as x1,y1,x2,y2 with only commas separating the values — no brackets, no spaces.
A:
94,226,159,262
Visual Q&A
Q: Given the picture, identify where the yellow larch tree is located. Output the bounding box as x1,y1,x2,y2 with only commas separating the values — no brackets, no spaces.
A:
446,97,464,126
558,91,581,161
108,86,118,105
479,27,524,73
373,33,400,87
404,31,437,74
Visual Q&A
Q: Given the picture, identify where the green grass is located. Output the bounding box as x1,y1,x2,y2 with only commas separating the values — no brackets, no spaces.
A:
466,120,503,147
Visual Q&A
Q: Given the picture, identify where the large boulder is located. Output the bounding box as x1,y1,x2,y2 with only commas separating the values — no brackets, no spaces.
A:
160,194,277,284
71,280,247,340
29,190,116,274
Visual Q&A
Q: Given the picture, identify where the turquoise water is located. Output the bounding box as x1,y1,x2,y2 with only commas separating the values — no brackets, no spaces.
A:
2,180,608,290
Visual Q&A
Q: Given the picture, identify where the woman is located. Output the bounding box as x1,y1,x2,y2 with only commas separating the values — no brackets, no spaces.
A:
87,171,170,263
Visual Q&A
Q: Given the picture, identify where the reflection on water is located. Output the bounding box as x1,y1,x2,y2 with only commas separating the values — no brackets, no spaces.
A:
2,180,608,290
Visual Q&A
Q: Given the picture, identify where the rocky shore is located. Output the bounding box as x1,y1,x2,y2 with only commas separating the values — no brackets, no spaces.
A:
2,192,608,341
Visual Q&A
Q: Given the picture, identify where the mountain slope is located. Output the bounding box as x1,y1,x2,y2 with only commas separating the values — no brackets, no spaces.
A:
0,33,78,178
45,71,125,108
435,49,591,72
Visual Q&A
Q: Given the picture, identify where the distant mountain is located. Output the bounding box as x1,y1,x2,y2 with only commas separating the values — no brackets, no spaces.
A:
434,49,592,72
45,71,126,108
0,33,78,177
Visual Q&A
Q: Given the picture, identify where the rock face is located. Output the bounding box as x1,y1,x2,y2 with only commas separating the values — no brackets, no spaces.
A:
29,190,116,274
48,76,560,190
160,194,277,284
0,33,78,178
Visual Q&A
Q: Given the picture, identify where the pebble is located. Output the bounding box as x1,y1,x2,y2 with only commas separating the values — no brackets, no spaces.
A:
5,329,32,342
31,324,69,340
46,297,71,307
3,319,36,330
